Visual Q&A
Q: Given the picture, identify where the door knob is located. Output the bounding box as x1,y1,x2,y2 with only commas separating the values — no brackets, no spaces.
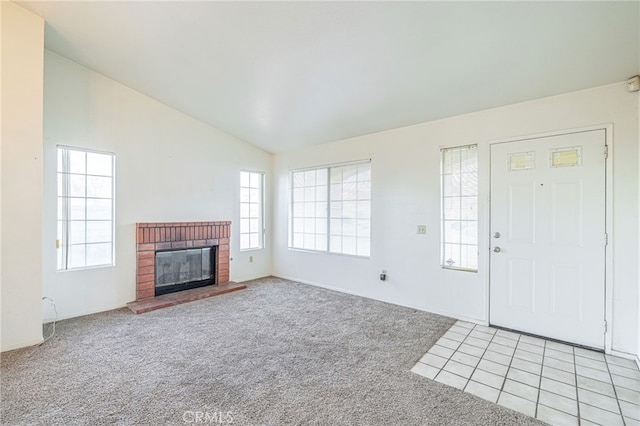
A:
493,246,501,253
493,232,501,238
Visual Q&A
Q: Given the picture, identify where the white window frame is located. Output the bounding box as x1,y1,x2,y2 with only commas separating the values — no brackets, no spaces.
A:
239,170,265,251
57,145,115,271
440,144,478,272
289,160,371,258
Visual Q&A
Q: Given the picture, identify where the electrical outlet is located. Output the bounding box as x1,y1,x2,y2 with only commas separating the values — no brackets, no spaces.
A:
417,225,427,235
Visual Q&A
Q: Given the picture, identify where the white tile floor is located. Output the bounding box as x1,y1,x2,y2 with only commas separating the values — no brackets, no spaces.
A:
412,320,640,426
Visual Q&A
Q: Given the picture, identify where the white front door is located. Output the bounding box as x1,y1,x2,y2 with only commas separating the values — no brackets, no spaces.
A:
489,130,607,349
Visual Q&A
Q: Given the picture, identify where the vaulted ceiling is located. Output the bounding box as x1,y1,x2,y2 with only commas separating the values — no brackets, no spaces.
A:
17,1,640,153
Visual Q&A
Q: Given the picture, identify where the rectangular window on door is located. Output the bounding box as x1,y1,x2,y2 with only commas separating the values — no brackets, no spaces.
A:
57,146,115,270
441,145,478,271
240,171,264,250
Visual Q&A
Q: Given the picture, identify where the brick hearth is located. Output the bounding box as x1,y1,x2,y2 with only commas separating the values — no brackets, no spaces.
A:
135,221,230,301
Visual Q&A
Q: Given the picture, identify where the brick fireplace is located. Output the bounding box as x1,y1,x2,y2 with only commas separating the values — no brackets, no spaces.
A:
135,221,230,301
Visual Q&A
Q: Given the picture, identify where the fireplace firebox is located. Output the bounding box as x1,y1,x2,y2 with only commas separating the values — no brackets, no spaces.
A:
154,246,216,296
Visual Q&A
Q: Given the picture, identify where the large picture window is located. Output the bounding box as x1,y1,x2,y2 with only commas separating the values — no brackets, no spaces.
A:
290,161,371,257
441,145,478,271
239,171,264,250
57,146,115,270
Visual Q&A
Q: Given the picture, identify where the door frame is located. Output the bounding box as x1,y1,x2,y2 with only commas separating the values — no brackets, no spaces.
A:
485,124,613,353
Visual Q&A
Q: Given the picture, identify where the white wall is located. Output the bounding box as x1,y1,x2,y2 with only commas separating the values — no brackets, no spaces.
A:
1,2,45,351
43,52,272,321
273,82,639,357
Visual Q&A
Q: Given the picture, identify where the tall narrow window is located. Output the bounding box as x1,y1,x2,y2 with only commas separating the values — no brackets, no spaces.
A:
240,171,264,250
441,145,478,271
290,161,371,257
57,146,115,270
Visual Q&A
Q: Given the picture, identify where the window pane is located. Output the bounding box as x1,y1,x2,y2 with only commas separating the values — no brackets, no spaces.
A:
357,201,371,219
357,165,371,182
443,174,461,196
249,188,260,202
69,150,86,174
293,172,305,188
304,202,315,217
342,201,356,218
240,203,249,218
303,234,315,250
304,186,315,201
343,219,356,237
316,185,327,202
342,237,356,255
240,171,250,187
315,218,327,235
69,174,85,197
330,183,342,199
343,166,357,183
357,219,370,238
357,181,371,200
315,235,327,251
315,202,326,218
329,235,342,253
304,170,316,186
240,187,250,203
249,203,259,218
330,219,342,236
87,176,112,198
330,201,342,218
87,199,112,220
69,221,85,244
70,198,86,220
240,234,250,249
86,221,112,243
86,152,112,177
316,168,327,184
69,244,86,268
357,238,370,257
86,243,111,266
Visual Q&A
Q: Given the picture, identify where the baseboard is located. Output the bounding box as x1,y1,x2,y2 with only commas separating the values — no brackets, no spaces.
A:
272,274,485,325
1,336,44,353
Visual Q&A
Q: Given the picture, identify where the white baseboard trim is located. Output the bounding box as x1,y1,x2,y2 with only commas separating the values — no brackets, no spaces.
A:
272,274,485,326
1,336,44,353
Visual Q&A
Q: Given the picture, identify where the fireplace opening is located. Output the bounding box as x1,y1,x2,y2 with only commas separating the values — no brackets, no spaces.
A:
154,246,217,296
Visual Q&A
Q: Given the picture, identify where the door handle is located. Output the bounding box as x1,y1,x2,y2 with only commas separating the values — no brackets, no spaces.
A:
493,232,501,238
493,246,501,253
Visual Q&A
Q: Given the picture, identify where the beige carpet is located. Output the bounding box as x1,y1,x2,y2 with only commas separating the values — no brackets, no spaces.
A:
1,277,542,425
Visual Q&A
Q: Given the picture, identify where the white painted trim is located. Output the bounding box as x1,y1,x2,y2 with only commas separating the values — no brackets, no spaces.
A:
603,124,614,354
272,274,486,325
1,337,44,353
485,124,614,353
609,349,640,362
